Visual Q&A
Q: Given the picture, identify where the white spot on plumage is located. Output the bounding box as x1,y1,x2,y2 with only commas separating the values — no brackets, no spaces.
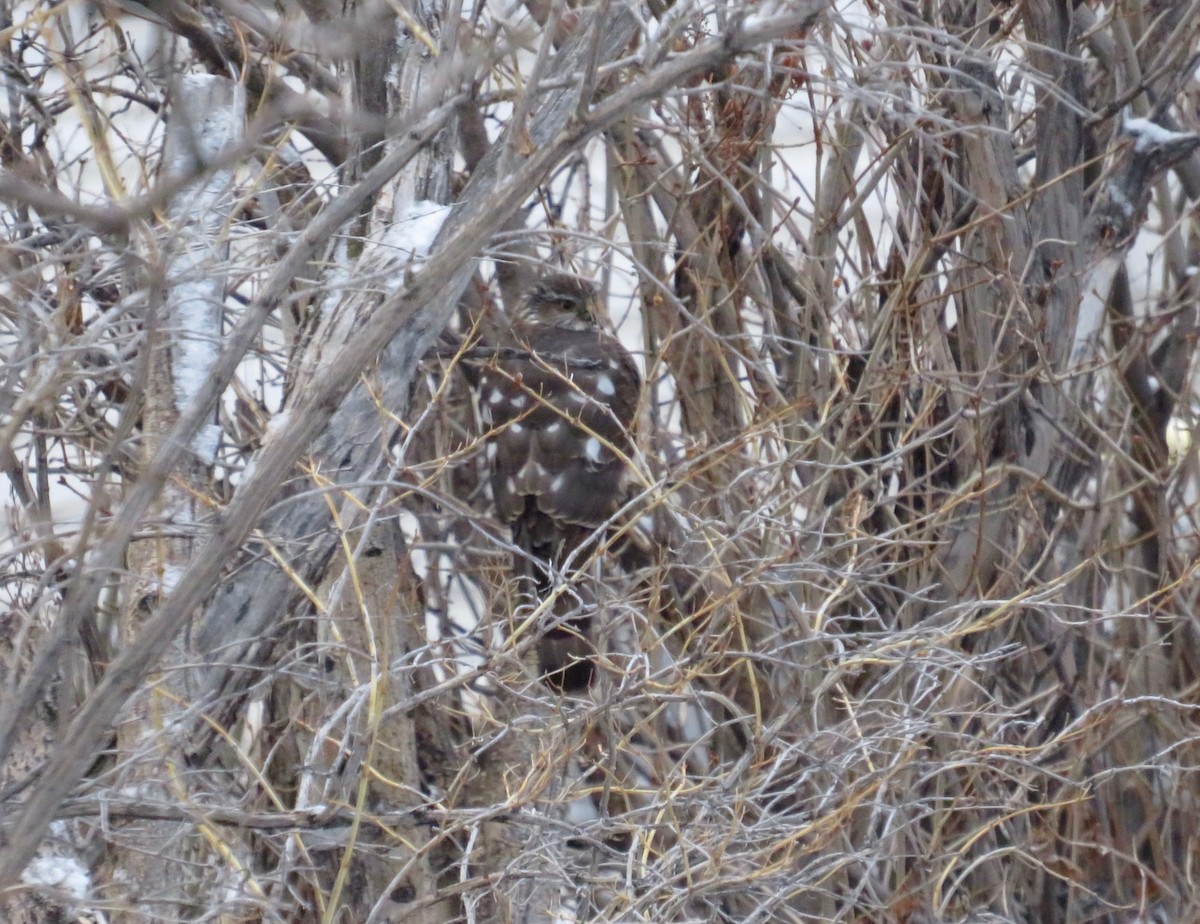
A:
504,476,516,494
488,388,504,405
518,460,546,480
550,474,566,492
545,421,563,434
585,437,602,462
607,358,622,370
485,443,497,461
510,394,527,409
510,422,523,434
596,375,616,396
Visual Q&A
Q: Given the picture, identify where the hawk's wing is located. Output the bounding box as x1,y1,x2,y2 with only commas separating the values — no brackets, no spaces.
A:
480,327,640,536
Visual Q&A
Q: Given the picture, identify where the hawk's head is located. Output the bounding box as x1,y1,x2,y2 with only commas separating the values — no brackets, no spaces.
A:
512,273,598,333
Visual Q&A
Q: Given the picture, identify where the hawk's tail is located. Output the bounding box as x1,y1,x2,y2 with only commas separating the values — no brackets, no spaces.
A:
511,505,597,691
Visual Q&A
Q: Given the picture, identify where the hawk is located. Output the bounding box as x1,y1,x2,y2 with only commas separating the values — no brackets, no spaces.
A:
478,274,640,689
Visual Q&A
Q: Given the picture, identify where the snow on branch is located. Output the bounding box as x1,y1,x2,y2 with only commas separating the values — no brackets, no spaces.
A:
1122,113,1196,153
385,200,450,259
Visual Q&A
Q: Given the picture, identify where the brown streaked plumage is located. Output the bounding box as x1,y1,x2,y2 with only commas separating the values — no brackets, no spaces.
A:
479,274,640,689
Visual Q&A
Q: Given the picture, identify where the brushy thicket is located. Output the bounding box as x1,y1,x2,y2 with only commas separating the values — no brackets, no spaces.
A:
3,1,1200,922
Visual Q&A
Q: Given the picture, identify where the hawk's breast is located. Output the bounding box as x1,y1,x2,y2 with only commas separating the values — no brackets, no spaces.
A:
481,327,639,529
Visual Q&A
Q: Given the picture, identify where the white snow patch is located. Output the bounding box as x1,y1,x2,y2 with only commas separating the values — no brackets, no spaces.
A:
160,564,186,593
443,573,486,631
48,820,71,839
410,543,429,580
383,200,451,259
1167,416,1192,463
566,793,599,824
1123,115,1195,152
21,855,90,899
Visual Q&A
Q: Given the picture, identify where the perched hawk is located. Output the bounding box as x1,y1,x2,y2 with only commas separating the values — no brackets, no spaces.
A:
478,274,640,689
